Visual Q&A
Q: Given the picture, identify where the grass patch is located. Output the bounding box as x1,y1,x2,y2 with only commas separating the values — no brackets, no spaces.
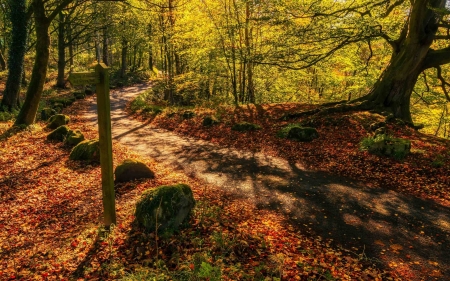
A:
276,123,303,138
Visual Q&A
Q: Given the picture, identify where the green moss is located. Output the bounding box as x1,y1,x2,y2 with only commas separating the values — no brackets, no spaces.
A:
115,159,155,183
47,125,70,142
73,91,86,100
65,129,85,146
40,108,56,121
46,114,70,129
360,134,411,160
182,111,195,120
69,139,100,162
202,116,219,127
135,184,195,234
231,122,261,132
277,124,319,141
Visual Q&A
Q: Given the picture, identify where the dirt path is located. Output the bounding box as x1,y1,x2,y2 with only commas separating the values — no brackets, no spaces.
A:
81,83,450,280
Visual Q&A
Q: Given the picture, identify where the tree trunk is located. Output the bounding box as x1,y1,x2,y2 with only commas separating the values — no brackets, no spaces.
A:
120,39,128,78
361,0,447,123
15,1,50,125
102,28,109,65
56,12,66,88
0,49,6,71
1,0,28,111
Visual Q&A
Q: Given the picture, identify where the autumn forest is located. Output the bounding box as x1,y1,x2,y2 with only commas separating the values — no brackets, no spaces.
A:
0,0,450,280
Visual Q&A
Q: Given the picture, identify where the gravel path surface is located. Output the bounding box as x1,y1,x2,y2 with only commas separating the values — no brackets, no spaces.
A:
82,83,450,280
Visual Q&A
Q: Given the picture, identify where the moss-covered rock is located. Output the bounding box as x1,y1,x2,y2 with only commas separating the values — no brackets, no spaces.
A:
202,116,219,127
41,108,56,121
135,184,195,233
46,114,70,129
47,125,70,142
182,111,195,120
66,129,85,146
85,87,94,95
73,91,86,99
277,124,319,142
115,159,155,183
287,126,319,142
231,122,261,131
69,139,100,162
360,134,411,160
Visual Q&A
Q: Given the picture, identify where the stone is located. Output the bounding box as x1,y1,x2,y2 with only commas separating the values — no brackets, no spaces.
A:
85,87,94,95
366,135,411,159
135,184,195,233
202,116,219,127
182,111,195,119
73,91,86,99
66,129,85,146
46,114,70,129
41,108,56,121
287,126,319,142
47,125,70,142
115,159,155,183
231,122,261,131
69,139,100,162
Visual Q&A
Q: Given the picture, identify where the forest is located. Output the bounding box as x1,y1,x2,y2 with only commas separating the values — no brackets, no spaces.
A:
0,0,450,280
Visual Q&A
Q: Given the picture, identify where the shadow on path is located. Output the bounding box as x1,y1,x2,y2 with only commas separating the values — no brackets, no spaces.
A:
84,83,450,280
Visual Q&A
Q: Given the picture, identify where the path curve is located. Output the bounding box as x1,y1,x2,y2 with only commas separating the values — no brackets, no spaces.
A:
82,83,450,280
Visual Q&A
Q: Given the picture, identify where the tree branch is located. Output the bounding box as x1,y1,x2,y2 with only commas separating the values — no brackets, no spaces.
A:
436,66,450,101
423,47,450,69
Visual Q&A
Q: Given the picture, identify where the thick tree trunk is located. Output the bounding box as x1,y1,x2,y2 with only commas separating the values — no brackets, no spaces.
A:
1,0,28,111
56,12,66,88
361,0,446,124
15,2,50,125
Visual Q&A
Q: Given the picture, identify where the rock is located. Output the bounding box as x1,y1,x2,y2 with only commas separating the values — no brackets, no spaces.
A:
182,111,195,119
46,114,70,129
66,129,85,146
135,184,195,233
231,122,261,131
73,91,86,99
47,125,70,142
365,134,411,159
287,126,319,142
115,159,155,183
41,108,56,121
369,122,386,131
85,87,94,95
202,116,219,127
69,139,100,162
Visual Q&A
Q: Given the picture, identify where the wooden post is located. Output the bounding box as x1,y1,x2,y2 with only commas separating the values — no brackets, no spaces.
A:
95,63,116,227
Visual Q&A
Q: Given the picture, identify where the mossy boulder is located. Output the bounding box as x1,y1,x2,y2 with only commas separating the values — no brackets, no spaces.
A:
66,129,85,146
41,108,56,121
47,125,70,142
69,139,100,162
135,184,195,233
182,111,195,120
73,91,86,99
202,116,219,127
115,159,155,183
287,126,319,142
46,114,70,129
361,134,411,160
277,124,318,142
231,122,261,131
85,87,94,95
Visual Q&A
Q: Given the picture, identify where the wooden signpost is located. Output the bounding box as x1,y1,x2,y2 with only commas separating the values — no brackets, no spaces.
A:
68,63,116,227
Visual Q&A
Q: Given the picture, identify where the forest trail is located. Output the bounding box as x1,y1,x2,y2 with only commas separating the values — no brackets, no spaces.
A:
81,83,450,280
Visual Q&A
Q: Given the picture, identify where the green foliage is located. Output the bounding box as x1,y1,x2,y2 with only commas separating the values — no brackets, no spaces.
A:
431,155,445,168
0,107,19,121
198,262,221,281
130,91,164,115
